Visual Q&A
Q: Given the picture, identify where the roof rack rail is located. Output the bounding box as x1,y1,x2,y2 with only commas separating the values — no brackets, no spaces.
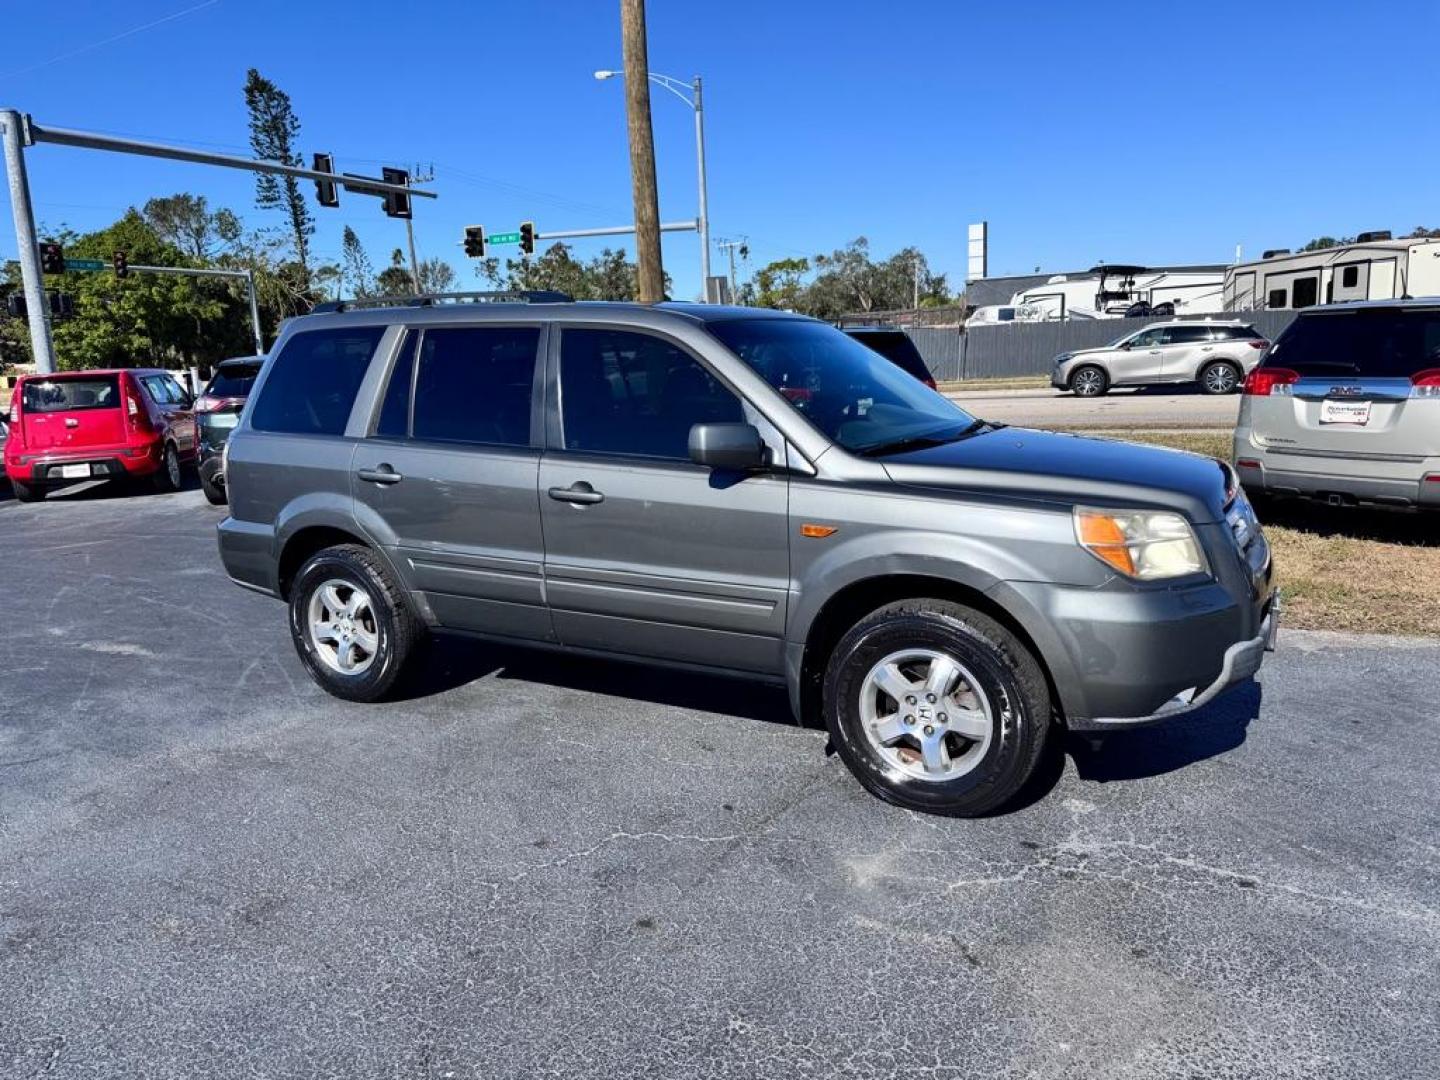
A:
311,290,572,314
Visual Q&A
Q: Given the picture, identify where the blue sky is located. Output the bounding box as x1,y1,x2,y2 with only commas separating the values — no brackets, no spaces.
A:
4,0,1437,299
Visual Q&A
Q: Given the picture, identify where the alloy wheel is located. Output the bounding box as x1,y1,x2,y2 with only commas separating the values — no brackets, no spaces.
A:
858,648,994,783
307,578,380,675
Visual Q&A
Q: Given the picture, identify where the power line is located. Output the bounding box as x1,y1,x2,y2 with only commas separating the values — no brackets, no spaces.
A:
0,0,222,80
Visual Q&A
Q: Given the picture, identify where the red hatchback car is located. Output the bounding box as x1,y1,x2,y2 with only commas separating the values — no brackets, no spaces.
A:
3,368,196,502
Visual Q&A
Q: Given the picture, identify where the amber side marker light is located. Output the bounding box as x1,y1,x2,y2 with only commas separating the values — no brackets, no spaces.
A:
800,524,838,538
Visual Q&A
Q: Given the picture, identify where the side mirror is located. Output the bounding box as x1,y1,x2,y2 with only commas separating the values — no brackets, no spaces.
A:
688,422,768,470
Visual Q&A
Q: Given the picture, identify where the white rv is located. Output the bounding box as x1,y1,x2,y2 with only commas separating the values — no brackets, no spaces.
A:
1012,264,1226,320
1223,233,1440,311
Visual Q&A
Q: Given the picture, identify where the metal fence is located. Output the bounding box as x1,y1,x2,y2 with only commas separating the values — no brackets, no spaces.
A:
898,310,1299,382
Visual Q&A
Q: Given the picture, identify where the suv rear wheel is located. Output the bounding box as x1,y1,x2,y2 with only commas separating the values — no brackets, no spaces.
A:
1069,365,1109,397
288,544,421,702
1198,359,1241,395
822,600,1052,816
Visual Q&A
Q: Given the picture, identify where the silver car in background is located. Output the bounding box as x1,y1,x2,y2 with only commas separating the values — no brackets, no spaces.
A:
1052,320,1269,397
1234,300,1440,509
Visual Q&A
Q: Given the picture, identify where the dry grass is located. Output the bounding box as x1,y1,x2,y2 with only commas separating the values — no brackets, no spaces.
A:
1072,427,1440,637
937,375,1051,393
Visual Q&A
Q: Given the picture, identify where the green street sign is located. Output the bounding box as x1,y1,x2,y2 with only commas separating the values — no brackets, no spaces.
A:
487,231,521,246
64,258,105,272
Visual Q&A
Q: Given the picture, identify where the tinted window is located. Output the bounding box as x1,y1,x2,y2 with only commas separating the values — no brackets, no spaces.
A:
561,329,742,459
1342,266,1360,289
1167,326,1211,344
250,326,384,436
707,318,975,456
1265,308,1440,379
846,331,934,384
1268,289,1287,309
208,363,262,398
412,326,538,446
374,331,417,439
1216,325,1261,340
1129,328,1166,347
22,376,120,413
1292,277,1319,309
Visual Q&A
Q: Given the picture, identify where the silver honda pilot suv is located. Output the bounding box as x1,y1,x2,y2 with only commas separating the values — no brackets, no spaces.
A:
218,295,1277,816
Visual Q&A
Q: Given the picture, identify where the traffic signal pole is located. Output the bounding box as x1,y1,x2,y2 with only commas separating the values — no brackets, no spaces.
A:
0,110,435,373
1,110,56,373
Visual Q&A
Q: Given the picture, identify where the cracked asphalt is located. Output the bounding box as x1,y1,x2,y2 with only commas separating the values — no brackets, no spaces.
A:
2,482,1438,1079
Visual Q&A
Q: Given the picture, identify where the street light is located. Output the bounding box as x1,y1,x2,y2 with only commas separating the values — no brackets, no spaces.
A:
595,67,711,298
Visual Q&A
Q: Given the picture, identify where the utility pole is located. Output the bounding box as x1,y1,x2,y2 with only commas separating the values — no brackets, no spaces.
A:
692,76,710,289
1,110,55,373
716,237,747,302
620,0,664,302
405,164,434,293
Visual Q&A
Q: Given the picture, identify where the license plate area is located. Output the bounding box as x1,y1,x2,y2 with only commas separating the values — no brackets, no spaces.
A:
59,463,93,479
1319,399,1371,426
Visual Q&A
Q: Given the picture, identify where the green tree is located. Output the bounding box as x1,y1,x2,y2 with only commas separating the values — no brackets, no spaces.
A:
374,248,413,295
142,193,241,260
341,227,374,298
243,69,314,282
480,242,660,299
1299,236,1353,252
751,256,810,310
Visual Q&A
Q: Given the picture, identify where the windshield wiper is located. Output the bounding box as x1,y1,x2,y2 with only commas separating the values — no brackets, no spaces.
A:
856,419,993,457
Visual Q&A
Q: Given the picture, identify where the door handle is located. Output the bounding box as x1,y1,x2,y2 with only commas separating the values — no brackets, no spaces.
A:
548,481,604,506
357,464,403,485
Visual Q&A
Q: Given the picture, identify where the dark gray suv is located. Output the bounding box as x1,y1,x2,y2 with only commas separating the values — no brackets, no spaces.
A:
218,295,1278,816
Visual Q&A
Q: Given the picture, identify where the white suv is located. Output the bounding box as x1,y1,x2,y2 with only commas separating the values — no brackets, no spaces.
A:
1052,321,1269,397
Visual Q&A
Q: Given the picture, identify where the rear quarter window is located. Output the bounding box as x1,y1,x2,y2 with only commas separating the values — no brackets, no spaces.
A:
249,327,385,436
208,364,262,398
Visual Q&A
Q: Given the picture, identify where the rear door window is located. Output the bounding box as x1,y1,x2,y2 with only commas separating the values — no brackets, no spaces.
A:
411,326,540,446
1266,308,1440,378
1166,326,1211,345
22,376,120,412
250,326,385,436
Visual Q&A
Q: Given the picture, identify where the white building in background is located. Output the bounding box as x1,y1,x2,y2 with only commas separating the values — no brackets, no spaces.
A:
1223,233,1440,311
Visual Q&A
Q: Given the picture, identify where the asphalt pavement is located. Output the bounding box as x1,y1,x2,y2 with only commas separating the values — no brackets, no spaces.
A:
2,482,1438,1079
947,385,1242,430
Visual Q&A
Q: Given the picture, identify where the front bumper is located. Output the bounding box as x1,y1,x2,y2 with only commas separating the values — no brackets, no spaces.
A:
1081,594,1279,727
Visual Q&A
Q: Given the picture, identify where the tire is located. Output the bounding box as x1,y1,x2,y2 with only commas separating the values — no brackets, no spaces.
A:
200,470,227,505
1069,365,1109,397
152,443,182,493
10,478,41,502
1198,360,1241,395
822,599,1052,816
288,544,420,703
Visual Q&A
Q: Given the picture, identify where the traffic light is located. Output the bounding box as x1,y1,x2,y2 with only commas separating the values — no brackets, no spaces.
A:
382,167,411,219
5,293,24,318
113,250,129,279
313,152,340,208
519,221,535,256
48,291,74,320
463,226,486,258
40,241,64,275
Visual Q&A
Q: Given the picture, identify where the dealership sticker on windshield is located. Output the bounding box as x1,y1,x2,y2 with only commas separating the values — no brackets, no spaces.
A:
1320,399,1371,425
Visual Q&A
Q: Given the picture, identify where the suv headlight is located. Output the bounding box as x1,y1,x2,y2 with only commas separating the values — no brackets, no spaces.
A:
1074,507,1208,580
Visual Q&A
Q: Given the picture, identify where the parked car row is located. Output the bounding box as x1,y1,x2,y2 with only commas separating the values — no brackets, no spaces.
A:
2,357,260,504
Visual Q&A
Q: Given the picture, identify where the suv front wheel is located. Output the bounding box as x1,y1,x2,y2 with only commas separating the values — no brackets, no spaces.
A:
1069,365,1109,397
289,544,421,702
823,600,1052,816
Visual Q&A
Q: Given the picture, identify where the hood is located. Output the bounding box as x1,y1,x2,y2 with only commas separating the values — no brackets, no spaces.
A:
1057,340,1121,360
879,427,1231,522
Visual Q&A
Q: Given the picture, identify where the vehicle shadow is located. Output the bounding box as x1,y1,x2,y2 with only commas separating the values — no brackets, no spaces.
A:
1255,497,1438,548
0,471,202,504
1000,681,1261,812
397,633,796,729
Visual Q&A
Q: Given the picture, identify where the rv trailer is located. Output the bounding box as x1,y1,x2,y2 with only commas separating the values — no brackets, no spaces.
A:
1223,233,1440,311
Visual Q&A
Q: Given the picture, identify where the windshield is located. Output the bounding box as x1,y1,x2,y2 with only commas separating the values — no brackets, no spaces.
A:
207,362,262,398
1267,308,1440,378
22,375,121,413
707,318,977,454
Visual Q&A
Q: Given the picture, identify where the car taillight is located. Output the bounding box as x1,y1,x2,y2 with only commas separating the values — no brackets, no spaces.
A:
924,377,937,390
1247,339,1269,350
1410,368,1440,398
194,394,216,413
7,398,17,424
1243,367,1299,396
125,383,154,433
